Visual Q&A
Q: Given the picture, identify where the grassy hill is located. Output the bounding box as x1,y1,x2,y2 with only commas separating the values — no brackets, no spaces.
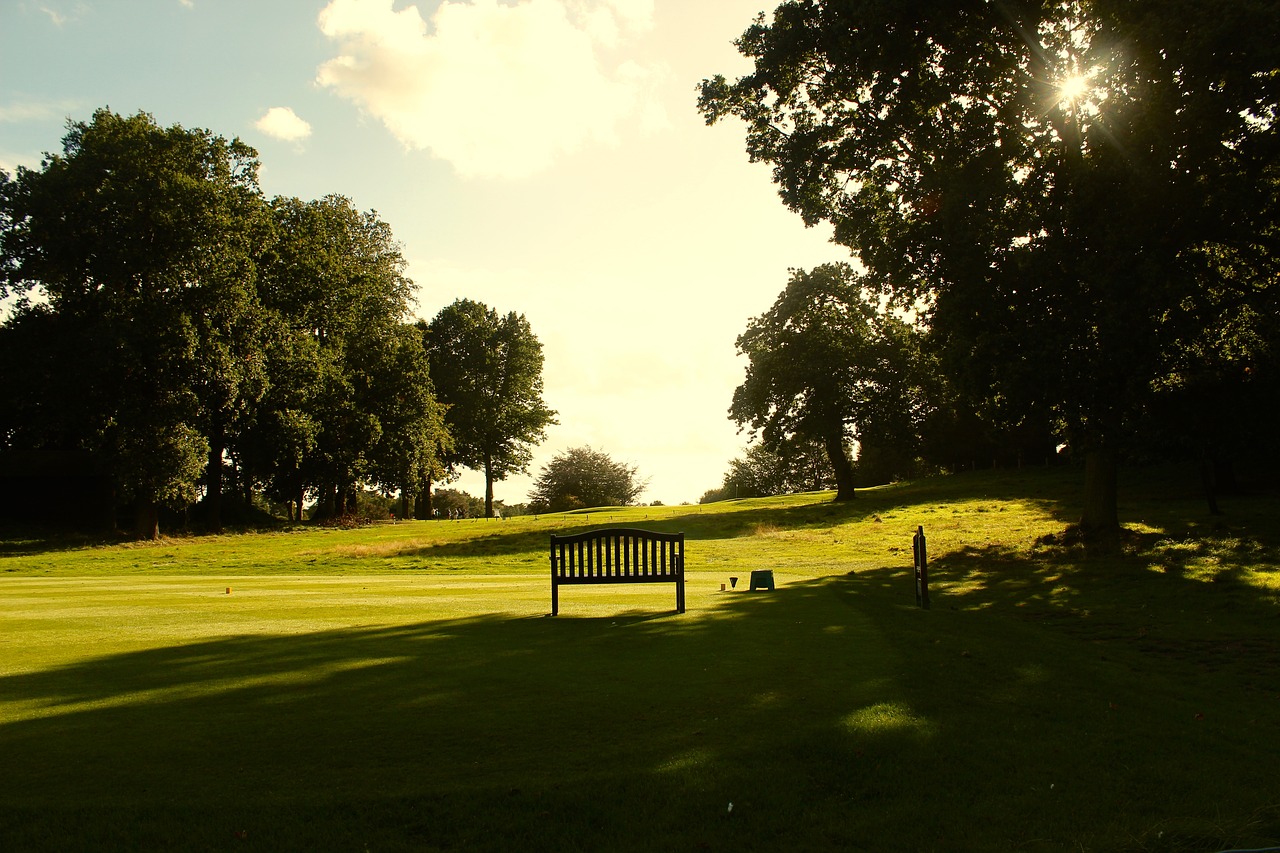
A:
2,466,1278,851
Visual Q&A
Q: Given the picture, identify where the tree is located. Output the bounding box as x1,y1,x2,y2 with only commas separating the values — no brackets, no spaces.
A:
730,263,927,501
0,305,101,457
1,110,449,534
529,446,647,513
231,309,322,522
425,299,557,518
701,0,1280,535
431,488,486,520
713,440,835,501
360,321,451,518
250,195,430,519
187,214,272,533
1138,263,1280,510
0,109,266,538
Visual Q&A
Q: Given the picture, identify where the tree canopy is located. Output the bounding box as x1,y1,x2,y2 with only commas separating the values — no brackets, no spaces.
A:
250,194,445,521
703,439,835,503
701,0,1280,533
731,263,928,501
529,446,647,513
424,299,557,518
0,110,452,536
0,109,266,537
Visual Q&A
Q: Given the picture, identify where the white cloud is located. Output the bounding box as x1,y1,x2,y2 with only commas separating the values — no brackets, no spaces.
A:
37,3,88,27
255,106,313,143
39,5,69,26
315,0,663,179
0,98,79,123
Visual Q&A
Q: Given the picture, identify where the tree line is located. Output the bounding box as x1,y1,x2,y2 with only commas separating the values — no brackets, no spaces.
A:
0,109,555,538
704,262,1060,505
701,0,1280,533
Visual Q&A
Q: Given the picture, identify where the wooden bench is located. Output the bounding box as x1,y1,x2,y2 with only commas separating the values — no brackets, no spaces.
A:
549,528,685,616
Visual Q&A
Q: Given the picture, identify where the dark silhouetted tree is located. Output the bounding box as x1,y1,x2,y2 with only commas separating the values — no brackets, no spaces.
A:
0,109,266,538
730,263,927,501
701,0,1280,535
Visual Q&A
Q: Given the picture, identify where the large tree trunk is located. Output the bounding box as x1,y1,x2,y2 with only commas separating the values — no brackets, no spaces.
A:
314,483,338,520
1200,454,1235,515
1200,457,1221,516
824,431,857,502
134,497,159,540
205,419,225,533
1079,447,1120,536
483,454,495,518
414,477,433,520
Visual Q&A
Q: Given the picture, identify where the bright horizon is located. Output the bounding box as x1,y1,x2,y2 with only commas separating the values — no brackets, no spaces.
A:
0,0,846,506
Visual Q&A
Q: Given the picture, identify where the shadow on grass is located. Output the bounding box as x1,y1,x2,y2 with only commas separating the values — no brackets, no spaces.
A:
0,579,938,851
4,467,1279,849
5,541,1280,851
832,534,1280,851
897,524,1280,699
0,527,124,558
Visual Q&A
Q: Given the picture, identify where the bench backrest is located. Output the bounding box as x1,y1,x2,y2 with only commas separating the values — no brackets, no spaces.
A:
550,527,684,581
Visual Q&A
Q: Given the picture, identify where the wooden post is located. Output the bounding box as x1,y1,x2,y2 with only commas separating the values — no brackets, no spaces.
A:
550,543,559,616
913,525,930,610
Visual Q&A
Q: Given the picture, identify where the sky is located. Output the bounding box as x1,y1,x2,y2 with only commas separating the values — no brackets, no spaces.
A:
0,0,846,506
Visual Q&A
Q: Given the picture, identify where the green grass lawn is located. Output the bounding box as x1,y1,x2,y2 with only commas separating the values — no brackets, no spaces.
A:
2,466,1279,851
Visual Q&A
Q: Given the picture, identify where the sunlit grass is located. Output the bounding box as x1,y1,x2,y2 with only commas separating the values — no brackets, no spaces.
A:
2,466,1279,851
841,701,938,739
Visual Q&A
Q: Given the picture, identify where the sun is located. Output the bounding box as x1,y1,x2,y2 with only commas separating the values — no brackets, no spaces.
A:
1056,71,1093,108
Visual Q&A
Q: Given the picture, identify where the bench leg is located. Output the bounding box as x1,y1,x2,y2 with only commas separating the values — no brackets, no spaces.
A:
551,581,558,616
676,578,685,614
